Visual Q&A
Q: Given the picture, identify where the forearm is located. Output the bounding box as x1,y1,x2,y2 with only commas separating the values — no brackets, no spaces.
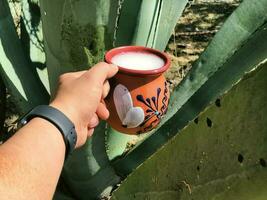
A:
0,118,65,199
0,63,117,199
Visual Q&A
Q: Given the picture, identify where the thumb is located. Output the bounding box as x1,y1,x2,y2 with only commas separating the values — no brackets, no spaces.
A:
83,62,118,84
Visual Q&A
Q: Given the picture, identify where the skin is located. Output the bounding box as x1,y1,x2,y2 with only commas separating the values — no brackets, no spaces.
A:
0,62,118,200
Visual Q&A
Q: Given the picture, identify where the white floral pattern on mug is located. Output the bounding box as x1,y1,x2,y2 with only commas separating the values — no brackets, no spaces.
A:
113,84,145,128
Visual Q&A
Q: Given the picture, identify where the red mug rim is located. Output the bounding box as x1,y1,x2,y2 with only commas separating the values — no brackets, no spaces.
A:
105,46,170,76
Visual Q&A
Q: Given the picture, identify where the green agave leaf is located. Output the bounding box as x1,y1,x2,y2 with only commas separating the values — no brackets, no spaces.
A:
111,61,267,200
40,0,115,93
21,0,50,92
0,0,49,113
112,0,267,175
106,127,138,161
115,0,188,50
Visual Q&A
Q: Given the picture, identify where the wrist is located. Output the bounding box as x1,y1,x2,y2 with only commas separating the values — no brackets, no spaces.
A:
20,105,77,156
49,101,85,147
29,117,66,155
49,101,80,131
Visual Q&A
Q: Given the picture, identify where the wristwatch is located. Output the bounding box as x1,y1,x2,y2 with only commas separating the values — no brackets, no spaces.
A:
19,105,77,157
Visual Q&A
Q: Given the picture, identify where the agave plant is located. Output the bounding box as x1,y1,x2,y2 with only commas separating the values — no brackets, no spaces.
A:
111,62,267,200
0,0,267,199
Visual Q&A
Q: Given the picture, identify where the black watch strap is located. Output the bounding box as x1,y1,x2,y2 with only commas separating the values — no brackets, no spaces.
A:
20,105,77,157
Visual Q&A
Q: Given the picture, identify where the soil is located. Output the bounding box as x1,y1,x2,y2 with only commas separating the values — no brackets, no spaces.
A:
0,0,241,142
165,0,241,91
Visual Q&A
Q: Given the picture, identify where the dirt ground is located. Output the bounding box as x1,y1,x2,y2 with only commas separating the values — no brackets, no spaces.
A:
0,0,241,141
165,0,241,91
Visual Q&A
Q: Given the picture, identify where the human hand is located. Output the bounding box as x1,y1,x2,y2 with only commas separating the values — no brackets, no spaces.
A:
50,62,118,148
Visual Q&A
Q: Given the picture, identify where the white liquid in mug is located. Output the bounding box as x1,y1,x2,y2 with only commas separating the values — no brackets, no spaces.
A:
111,52,165,70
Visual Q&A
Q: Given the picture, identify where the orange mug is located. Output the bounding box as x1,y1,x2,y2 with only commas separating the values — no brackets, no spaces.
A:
105,46,170,134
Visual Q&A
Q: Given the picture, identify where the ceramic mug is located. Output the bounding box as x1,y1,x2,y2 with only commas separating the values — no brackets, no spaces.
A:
105,46,170,134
